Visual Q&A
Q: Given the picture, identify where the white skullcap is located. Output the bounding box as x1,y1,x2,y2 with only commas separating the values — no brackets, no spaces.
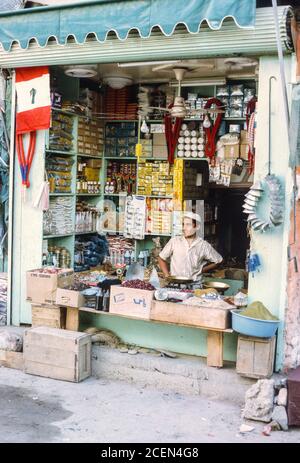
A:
183,211,201,223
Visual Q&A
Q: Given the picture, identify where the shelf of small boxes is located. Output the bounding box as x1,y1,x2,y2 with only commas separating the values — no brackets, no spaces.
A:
104,121,137,158
177,121,206,159
145,197,173,236
76,157,102,194
49,111,75,153
216,83,256,119
77,118,104,157
46,155,75,194
104,160,137,195
137,161,173,197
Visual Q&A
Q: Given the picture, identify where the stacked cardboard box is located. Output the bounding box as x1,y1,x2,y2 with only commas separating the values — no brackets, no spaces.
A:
77,119,104,156
152,133,168,159
26,268,75,330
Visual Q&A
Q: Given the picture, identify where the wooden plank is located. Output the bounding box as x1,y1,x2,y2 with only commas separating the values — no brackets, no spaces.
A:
24,360,77,382
66,307,80,331
0,351,24,370
79,307,233,332
207,331,224,368
32,304,67,329
151,300,231,330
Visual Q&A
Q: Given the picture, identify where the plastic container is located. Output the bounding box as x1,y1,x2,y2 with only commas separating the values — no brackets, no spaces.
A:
231,310,279,338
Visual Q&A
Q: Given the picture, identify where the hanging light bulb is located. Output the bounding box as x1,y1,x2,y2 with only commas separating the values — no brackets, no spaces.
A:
203,114,211,129
141,119,149,134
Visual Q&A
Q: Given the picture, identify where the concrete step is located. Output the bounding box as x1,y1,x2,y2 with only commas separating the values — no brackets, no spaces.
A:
91,345,282,404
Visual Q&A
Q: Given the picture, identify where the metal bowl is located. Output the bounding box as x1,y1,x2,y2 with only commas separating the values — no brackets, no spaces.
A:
203,281,230,293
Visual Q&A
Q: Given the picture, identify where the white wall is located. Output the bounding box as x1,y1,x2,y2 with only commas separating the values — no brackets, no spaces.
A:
11,130,45,325
248,55,293,370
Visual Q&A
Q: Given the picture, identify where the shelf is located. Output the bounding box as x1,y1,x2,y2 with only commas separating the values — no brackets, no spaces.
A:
78,308,234,332
145,233,172,237
142,157,168,161
77,153,103,159
43,233,74,239
102,230,125,234
104,157,137,160
52,107,98,121
46,149,76,156
49,193,74,196
75,231,98,235
145,195,173,199
209,183,251,189
224,117,246,121
105,120,138,123
76,193,101,196
103,193,128,197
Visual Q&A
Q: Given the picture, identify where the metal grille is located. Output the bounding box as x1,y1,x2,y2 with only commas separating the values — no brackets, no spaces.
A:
0,0,25,12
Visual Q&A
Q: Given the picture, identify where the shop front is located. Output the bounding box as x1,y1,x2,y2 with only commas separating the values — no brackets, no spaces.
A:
0,0,298,373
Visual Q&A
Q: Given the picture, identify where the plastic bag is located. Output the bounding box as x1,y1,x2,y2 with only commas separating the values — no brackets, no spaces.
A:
149,267,160,289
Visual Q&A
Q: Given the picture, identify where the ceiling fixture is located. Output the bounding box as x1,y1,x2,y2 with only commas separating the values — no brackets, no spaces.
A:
64,65,98,78
152,60,215,73
102,76,133,89
169,77,226,87
224,57,258,71
148,67,225,119
118,60,180,68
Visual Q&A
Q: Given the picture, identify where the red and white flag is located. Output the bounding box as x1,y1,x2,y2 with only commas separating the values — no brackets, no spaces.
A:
15,66,51,134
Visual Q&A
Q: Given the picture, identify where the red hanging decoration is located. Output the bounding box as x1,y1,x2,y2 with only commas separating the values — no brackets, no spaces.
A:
164,114,183,165
203,98,223,163
15,66,51,189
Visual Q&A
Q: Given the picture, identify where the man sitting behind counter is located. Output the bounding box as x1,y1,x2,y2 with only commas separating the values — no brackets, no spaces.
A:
158,212,223,285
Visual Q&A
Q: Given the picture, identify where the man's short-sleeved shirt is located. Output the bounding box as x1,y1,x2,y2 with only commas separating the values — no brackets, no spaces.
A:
159,236,222,281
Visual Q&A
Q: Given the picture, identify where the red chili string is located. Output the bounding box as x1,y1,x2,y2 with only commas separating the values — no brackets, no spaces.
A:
203,98,223,161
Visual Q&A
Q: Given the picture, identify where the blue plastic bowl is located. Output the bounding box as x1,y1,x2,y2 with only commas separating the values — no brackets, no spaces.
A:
231,309,279,338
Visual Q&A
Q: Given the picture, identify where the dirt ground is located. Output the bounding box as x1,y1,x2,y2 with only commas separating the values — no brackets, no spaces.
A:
0,367,299,443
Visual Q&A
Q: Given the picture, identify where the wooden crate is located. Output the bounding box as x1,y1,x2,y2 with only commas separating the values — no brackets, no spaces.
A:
109,285,154,319
0,350,23,370
24,326,91,382
31,304,66,329
236,335,276,379
150,300,232,330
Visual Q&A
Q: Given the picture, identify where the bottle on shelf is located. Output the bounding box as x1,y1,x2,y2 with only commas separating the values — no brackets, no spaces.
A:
138,251,144,266
102,290,110,312
109,181,115,194
42,253,47,267
104,181,110,194
130,250,135,263
124,250,131,266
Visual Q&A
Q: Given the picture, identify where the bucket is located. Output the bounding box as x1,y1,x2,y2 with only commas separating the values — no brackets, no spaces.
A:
231,309,279,338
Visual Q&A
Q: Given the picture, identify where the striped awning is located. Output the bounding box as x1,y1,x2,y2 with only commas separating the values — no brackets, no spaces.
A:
0,0,256,52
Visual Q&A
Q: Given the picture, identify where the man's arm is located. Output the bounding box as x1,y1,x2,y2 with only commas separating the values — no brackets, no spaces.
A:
158,256,170,278
158,238,174,277
202,261,222,274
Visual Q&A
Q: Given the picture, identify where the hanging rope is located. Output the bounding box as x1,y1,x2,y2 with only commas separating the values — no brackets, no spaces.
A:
203,97,223,162
16,131,36,188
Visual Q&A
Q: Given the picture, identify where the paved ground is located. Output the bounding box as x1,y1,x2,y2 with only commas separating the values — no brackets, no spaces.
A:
0,367,299,443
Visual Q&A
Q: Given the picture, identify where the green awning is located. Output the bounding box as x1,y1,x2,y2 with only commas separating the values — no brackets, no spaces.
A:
0,0,256,52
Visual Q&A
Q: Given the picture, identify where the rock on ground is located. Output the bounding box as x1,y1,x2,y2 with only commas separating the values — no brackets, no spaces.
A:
243,379,275,423
272,406,288,431
277,388,287,407
0,330,23,352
